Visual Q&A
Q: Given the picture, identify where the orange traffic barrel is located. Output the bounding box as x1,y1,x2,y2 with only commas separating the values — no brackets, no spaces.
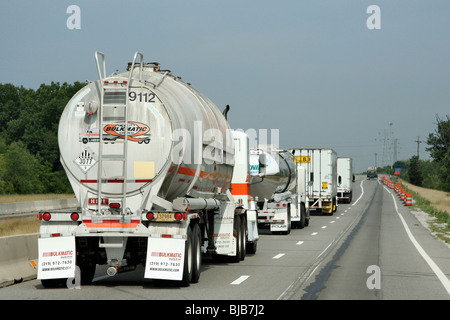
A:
405,193,412,206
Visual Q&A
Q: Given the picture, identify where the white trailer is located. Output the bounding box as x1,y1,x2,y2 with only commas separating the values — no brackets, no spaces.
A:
37,51,258,288
249,145,309,234
290,148,338,215
337,157,353,203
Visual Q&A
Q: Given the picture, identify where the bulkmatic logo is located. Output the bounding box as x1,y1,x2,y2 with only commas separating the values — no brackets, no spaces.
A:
103,121,151,144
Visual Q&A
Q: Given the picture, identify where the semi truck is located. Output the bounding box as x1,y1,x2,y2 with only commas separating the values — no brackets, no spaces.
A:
290,148,338,215
337,157,353,203
249,145,310,234
37,51,258,287
367,166,378,179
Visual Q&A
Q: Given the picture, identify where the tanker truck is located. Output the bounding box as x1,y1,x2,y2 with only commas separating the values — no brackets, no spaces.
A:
37,51,258,287
290,148,338,215
249,145,310,234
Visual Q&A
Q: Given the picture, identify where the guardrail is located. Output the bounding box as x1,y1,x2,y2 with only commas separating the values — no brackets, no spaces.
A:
0,198,79,287
0,198,79,216
0,233,39,287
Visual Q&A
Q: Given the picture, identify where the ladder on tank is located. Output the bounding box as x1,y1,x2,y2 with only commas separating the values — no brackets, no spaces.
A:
94,51,144,217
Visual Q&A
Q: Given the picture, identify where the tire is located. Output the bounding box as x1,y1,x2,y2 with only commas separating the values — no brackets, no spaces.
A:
41,278,67,288
247,241,257,254
231,215,241,263
298,203,306,229
240,215,247,261
180,226,193,287
281,204,291,235
78,262,96,285
191,223,202,283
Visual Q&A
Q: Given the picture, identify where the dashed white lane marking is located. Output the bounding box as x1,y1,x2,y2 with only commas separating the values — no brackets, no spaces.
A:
321,226,327,229
330,220,335,223
230,275,250,285
273,253,286,259
296,241,304,246
311,232,318,236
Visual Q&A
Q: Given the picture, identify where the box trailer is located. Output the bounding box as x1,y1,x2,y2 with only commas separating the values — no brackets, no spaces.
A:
290,148,338,215
337,157,353,203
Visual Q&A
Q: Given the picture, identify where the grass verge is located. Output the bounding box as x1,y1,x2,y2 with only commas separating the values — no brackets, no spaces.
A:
402,184,450,244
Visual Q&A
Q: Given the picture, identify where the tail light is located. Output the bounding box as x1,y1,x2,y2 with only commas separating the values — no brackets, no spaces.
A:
146,212,156,220
71,212,79,221
42,212,51,221
174,212,186,221
109,203,121,208
174,212,183,221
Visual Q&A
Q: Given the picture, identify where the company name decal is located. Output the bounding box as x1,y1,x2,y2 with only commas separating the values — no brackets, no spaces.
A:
103,121,151,144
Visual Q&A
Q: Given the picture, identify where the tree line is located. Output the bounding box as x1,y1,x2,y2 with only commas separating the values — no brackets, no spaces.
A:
0,82,86,194
379,115,450,192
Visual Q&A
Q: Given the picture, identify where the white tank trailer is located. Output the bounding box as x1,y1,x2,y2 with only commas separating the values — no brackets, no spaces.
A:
249,145,309,234
37,51,258,287
290,148,338,215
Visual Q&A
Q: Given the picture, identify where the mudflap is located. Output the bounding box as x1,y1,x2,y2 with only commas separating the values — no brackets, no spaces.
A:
38,236,76,280
144,237,185,281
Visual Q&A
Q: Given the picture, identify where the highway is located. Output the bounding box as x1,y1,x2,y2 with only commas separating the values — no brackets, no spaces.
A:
1,176,449,301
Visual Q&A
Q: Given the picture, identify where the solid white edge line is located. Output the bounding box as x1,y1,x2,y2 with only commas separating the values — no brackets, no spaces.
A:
384,185,450,296
230,275,250,285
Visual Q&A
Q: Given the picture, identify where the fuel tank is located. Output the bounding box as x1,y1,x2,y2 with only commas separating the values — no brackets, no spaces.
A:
58,54,234,212
249,145,296,201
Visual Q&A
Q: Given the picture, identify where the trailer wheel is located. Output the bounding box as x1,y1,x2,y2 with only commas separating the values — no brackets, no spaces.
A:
240,215,247,261
298,203,306,229
231,215,241,263
180,226,193,287
41,278,67,288
281,204,291,235
78,262,96,285
191,223,202,283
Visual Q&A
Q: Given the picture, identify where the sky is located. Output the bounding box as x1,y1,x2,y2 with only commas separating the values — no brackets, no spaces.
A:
0,0,449,173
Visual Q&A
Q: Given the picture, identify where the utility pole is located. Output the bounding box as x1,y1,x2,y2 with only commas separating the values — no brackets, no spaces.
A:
415,136,422,159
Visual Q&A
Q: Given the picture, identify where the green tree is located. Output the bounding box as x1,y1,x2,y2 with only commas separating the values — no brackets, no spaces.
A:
408,155,423,186
1,141,45,194
426,114,450,191
426,115,450,162
438,148,450,192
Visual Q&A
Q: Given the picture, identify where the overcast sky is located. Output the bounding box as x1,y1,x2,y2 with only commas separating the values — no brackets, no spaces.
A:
1,1,449,173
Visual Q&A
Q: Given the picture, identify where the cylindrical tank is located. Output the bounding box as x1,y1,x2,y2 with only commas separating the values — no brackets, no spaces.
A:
249,145,296,201
58,60,234,212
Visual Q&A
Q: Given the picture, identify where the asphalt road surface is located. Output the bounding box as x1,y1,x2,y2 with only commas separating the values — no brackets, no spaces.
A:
1,176,449,301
